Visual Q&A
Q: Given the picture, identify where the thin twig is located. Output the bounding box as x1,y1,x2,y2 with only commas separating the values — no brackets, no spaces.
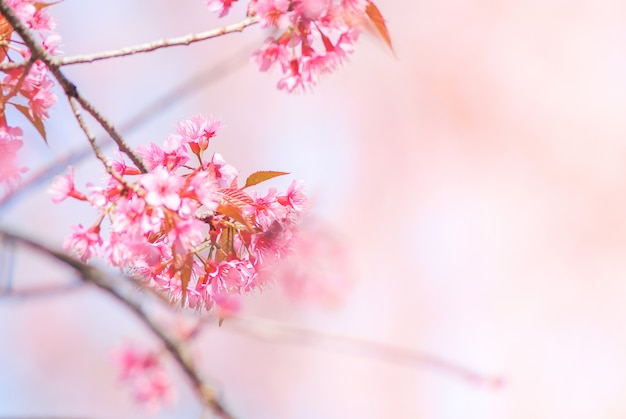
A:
0,16,259,71
67,96,126,183
0,44,253,210
0,282,85,300
0,227,235,419
216,315,504,388
59,16,259,66
0,0,147,172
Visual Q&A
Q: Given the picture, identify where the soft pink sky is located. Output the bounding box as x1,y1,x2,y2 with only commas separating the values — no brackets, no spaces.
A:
2,0,626,418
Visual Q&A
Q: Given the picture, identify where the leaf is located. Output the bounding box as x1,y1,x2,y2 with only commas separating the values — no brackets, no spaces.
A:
217,225,235,263
216,188,254,208
179,253,194,307
216,202,253,231
34,1,62,11
243,171,289,189
365,1,393,53
12,103,47,143
218,317,225,327
0,16,13,62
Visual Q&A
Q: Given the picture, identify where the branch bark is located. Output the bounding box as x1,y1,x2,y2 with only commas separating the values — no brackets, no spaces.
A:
0,227,235,419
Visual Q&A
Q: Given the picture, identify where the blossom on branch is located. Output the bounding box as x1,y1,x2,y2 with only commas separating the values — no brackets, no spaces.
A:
52,115,308,312
112,343,176,414
0,0,61,187
207,0,391,92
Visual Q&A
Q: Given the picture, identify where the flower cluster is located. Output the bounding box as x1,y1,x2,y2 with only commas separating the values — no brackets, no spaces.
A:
112,343,175,413
207,0,372,92
0,0,61,187
49,115,307,312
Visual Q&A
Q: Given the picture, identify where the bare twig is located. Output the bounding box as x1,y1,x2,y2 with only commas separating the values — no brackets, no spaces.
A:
67,96,127,183
59,16,259,66
203,315,505,388
0,16,259,71
0,227,235,419
0,282,85,300
0,44,252,210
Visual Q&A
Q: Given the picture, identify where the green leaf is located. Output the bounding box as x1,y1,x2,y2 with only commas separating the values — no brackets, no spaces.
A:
365,1,394,53
243,171,290,189
12,104,47,144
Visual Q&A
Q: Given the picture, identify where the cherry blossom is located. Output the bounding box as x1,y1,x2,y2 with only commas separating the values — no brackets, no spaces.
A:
0,126,26,187
208,0,379,92
112,343,175,414
0,0,61,185
53,115,307,311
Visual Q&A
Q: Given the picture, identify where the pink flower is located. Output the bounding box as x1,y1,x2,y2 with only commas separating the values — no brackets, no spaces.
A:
63,224,102,262
274,218,353,307
167,216,205,255
250,0,291,28
277,180,307,212
28,78,56,121
177,114,220,155
207,0,238,18
137,136,189,171
210,153,238,188
42,33,62,55
253,39,290,72
296,0,332,20
48,166,87,203
110,152,141,176
0,126,26,187
112,343,175,414
58,114,309,312
140,166,183,211
244,0,368,92
188,170,220,212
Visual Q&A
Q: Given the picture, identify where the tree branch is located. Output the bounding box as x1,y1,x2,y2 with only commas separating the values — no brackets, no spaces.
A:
204,315,505,388
0,227,235,419
0,0,147,172
0,16,259,71
0,44,253,210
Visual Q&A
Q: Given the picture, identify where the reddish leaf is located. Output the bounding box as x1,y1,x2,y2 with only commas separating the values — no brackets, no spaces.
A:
179,253,194,306
216,202,253,231
0,16,13,62
217,226,235,263
13,103,47,143
243,171,289,189
34,1,62,11
365,1,393,52
216,188,254,208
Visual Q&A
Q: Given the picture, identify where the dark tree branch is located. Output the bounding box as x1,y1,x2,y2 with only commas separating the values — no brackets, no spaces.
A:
0,227,235,419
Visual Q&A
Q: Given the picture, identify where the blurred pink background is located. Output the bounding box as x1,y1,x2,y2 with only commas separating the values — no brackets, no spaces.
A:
2,0,626,417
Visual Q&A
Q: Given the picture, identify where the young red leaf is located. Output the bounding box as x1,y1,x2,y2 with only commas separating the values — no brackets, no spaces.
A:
34,1,62,11
217,225,235,263
365,1,393,52
13,103,47,143
216,188,254,208
216,202,253,231
0,16,12,62
243,171,290,189
179,253,194,306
